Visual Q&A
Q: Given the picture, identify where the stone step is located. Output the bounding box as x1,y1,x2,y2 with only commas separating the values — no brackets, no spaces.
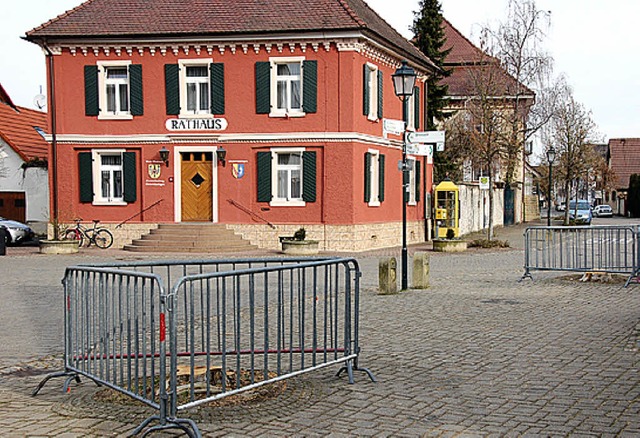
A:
124,223,257,253
130,238,254,248
122,244,257,253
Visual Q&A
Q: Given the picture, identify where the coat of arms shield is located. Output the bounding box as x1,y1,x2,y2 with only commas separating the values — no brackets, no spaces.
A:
232,163,245,179
148,163,161,179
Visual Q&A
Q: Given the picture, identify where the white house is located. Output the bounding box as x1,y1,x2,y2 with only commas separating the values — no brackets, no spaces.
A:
0,84,49,229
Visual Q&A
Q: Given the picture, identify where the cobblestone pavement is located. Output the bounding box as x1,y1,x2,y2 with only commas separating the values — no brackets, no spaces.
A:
1,222,639,436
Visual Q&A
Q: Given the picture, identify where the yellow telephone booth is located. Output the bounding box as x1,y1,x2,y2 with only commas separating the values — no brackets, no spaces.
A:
434,180,460,238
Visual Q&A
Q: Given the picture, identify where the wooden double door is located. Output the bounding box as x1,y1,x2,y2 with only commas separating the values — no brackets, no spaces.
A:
181,151,214,222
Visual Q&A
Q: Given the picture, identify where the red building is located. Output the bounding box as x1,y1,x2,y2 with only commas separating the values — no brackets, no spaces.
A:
26,0,436,251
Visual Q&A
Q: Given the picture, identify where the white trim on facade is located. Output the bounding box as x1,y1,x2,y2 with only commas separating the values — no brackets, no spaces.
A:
96,60,133,120
269,146,306,207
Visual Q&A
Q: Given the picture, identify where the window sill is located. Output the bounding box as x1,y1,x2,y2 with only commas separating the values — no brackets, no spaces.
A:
177,113,215,119
269,112,305,118
92,201,128,206
270,200,306,207
368,200,381,207
98,114,134,120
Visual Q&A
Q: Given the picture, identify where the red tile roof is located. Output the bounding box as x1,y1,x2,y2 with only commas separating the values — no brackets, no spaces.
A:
441,18,487,65
0,83,17,108
25,0,435,70
440,18,534,100
0,86,49,162
608,138,640,189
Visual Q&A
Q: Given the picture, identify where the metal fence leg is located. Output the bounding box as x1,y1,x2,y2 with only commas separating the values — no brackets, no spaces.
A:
32,371,82,396
519,270,533,282
336,358,377,383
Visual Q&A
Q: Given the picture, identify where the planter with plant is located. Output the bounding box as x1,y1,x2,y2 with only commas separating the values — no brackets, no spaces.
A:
280,228,319,255
432,228,467,252
39,214,79,254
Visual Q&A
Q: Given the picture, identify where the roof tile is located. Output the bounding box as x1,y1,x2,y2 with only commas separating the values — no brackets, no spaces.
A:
609,138,640,189
26,0,434,69
0,86,48,162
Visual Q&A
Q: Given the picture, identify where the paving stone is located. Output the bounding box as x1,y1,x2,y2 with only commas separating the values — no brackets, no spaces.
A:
0,221,639,435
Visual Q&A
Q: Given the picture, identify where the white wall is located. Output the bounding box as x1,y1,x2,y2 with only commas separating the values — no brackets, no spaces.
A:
458,183,504,236
0,141,49,223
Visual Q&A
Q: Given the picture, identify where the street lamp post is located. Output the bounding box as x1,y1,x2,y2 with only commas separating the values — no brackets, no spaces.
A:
392,60,417,290
546,146,556,226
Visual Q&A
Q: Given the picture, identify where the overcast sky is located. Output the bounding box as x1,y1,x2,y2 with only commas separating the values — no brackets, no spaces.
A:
2,0,638,141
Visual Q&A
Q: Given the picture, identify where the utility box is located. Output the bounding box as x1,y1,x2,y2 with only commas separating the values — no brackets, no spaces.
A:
434,180,460,238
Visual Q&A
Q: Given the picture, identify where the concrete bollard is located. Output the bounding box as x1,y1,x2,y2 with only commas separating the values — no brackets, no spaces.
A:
412,251,430,289
378,257,398,295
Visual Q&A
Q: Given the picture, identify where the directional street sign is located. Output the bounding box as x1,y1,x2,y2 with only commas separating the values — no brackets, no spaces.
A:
406,130,445,144
383,118,405,136
406,143,433,157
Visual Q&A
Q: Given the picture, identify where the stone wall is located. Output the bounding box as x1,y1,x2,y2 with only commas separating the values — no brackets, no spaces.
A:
458,184,504,236
229,220,428,252
49,222,157,249
523,194,540,221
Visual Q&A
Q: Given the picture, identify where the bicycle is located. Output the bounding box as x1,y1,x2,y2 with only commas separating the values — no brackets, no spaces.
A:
64,218,114,249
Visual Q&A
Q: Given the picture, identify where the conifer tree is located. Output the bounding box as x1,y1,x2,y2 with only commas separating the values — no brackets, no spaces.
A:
411,0,453,182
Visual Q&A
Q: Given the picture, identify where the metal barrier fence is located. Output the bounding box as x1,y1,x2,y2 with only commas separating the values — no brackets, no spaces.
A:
522,225,640,284
33,257,375,437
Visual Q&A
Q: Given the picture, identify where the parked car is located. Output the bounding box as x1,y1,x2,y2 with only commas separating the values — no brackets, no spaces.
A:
567,200,592,225
593,204,613,217
0,224,7,244
556,202,566,212
0,217,35,245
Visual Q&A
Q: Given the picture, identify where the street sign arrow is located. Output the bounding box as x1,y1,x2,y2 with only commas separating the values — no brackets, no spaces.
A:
406,130,445,144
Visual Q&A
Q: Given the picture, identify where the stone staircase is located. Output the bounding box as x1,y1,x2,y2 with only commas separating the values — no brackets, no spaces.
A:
123,223,258,253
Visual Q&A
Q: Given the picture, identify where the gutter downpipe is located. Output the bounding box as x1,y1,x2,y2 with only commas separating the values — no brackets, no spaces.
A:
39,40,60,240
42,41,59,239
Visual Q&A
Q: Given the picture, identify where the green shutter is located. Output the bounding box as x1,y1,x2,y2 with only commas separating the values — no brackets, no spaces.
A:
84,65,99,116
414,87,420,130
255,62,271,114
415,160,421,202
302,151,316,202
210,63,225,114
256,151,272,202
363,64,370,116
78,152,93,203
165,64,180,115
123,152,137,203
302,60,317,114
129,64,143,116
364,153,371,203
377,70,384,120
379,154,385,202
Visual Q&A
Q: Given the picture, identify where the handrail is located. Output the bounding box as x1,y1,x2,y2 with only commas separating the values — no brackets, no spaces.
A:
115,199,164,229
227,198,277,229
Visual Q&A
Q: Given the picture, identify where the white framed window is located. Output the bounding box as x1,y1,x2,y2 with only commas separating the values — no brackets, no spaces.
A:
92,149,126,205
272,148,305,206
97,61,132,119
179,59,213,117
365,149,381,206
365,63,379,121
270,57,304,117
